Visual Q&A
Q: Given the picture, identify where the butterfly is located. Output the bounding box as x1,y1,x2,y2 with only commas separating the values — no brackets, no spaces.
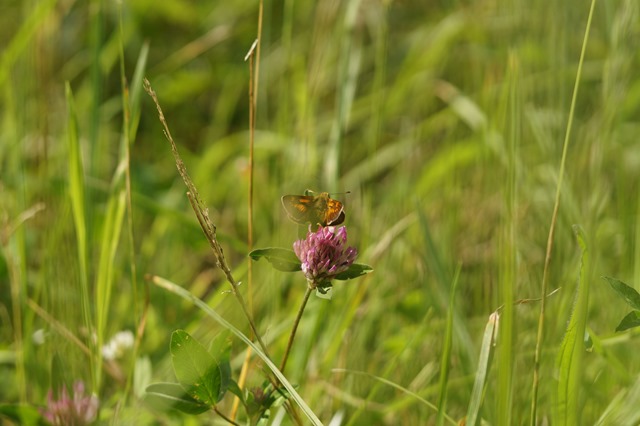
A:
281,191,346,227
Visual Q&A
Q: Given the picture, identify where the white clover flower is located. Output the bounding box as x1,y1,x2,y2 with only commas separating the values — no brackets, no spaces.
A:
32,328,46,345
101,330,134,360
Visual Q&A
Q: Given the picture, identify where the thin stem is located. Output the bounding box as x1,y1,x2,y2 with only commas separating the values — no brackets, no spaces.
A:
215,406,241,426
247,37,257,316
143,79,270,358
231,37,259,421
117,2,142,410
280,286,314,373
529,0,596,423
247,0,263,289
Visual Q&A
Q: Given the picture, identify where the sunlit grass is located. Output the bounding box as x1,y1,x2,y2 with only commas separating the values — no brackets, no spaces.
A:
1,0,640,424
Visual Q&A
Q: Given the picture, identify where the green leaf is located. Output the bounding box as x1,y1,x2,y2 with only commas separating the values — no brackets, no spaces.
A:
170,330,221,406
226,379,244,401
134,356,152,399
315,286,333,299
334,263,373,280
603,276,640,311
144,382,211,415
615,311,640,332
208,332,232,402
153,276,324,425
249,248,301,272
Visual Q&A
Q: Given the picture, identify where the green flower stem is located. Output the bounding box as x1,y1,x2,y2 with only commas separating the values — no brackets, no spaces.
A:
280,285,314,373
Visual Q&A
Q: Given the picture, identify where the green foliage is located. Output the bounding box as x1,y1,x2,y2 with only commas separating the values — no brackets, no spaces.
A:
0,404,46,425
2,0,640,423
595,374,640,426
249,247,372,280
144,383,211,415
556,226,590,426
249,248,301,272
604,276,640,311
603,276,640,331
170,330,223,406
614,311,640,332
146,330,236,416
334,263,373,281
152,276,323,425
244,381,292,424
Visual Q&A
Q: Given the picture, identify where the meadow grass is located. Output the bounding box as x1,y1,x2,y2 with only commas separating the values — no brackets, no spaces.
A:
2,0,640,424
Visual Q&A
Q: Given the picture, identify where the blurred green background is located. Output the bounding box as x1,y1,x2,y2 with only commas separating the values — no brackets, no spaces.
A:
2,0,640,424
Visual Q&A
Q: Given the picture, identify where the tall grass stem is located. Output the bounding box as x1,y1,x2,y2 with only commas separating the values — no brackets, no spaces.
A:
529,0,597,423
143,79,270,358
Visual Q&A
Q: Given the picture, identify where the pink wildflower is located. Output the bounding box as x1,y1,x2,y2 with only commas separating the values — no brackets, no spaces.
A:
41,381,99,426
293,226,358,288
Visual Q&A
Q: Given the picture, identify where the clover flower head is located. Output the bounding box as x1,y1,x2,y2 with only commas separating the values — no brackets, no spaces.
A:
293,226,358,287
41,381,99,426
102,330,134,361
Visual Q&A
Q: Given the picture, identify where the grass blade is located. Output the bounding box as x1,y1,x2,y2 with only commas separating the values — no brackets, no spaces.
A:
65,82,95,384
436,264,461,426
65,83,87,312
333,369,457,425
95,164,127,388
497,51,520,425
466,311,499,426
150,275,323,426
128,42,150,142
556,225,590,425
115,8,149,412
417,206,475,370
595,373,640,426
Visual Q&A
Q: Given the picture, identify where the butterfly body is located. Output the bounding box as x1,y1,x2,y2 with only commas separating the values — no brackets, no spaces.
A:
281,192,345,227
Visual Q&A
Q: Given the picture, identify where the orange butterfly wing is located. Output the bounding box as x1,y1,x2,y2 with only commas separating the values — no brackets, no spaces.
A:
281,195,315,224
281,193,346,226
323,198,345,226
